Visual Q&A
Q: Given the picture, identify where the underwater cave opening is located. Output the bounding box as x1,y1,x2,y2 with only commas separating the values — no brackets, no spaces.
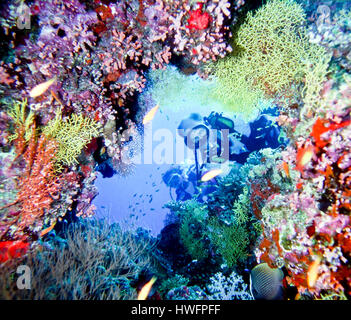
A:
92,64,287,237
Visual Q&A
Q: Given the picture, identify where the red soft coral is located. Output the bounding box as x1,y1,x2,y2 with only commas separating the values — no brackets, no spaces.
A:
186,2,211,31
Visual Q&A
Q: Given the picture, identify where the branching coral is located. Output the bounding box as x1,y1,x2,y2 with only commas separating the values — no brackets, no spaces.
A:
1,100,94,242
207,270,253,300
0,131,62,241
209,0,329,117
43,109,101,168
169,0,240,66
176,199,209,261
7,99,35,150
13,0,103,122
208,217,249,267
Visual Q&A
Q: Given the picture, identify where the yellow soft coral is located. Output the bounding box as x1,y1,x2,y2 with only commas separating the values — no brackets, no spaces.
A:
7,98,35,143
210,0,329,117
43,109,101,168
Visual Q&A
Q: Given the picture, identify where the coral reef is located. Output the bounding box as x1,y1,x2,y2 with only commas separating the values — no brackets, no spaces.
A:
0,218,156,299
256,68,351,299
308,4,351,71
0,0,350,302
0,99,99,243
166,285,208,300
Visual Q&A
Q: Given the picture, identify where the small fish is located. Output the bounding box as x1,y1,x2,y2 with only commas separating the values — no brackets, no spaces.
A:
282,161,290,178
133,193,137,197
155,189,159,192
296,182,303,189
137,277,157,300
255,134,266,139
29,77,56,98
40,222,56,237
210,155,226,164
152,182,156,187
143,105,159,125
307,255,322,288
148,197,153,203
50,90,63,105
296,145,314,173
150,208,155,211
201,169,222,182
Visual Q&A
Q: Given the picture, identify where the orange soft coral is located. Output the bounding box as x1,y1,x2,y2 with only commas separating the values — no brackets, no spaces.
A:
0,133,62,241
310,117,351,149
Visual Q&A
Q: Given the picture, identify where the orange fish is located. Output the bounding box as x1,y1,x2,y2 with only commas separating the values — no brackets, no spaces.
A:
137,277,157,300
50,90,63,105
143,105,159,125
29,77,56,98
201,169,222,182
307,255,322,288
40,222,56,237
282,161,290,178
296,182,303,189
295,145,314,173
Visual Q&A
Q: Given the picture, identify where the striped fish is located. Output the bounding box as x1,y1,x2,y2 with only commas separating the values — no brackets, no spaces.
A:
250,263,284,300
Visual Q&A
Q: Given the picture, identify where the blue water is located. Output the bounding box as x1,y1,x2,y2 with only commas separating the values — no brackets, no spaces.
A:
92,67,281,236
93,94,217,235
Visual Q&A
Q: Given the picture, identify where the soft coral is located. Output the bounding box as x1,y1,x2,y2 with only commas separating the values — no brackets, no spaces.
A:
186,2,211,31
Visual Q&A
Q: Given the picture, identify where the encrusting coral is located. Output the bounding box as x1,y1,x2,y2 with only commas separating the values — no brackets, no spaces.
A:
256,71,351,299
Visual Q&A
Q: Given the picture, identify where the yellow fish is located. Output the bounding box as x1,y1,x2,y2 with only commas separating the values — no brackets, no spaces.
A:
296,145,314,173
137,276,157,300
143,105,159,125
201,169,222,182
29,77,56,98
